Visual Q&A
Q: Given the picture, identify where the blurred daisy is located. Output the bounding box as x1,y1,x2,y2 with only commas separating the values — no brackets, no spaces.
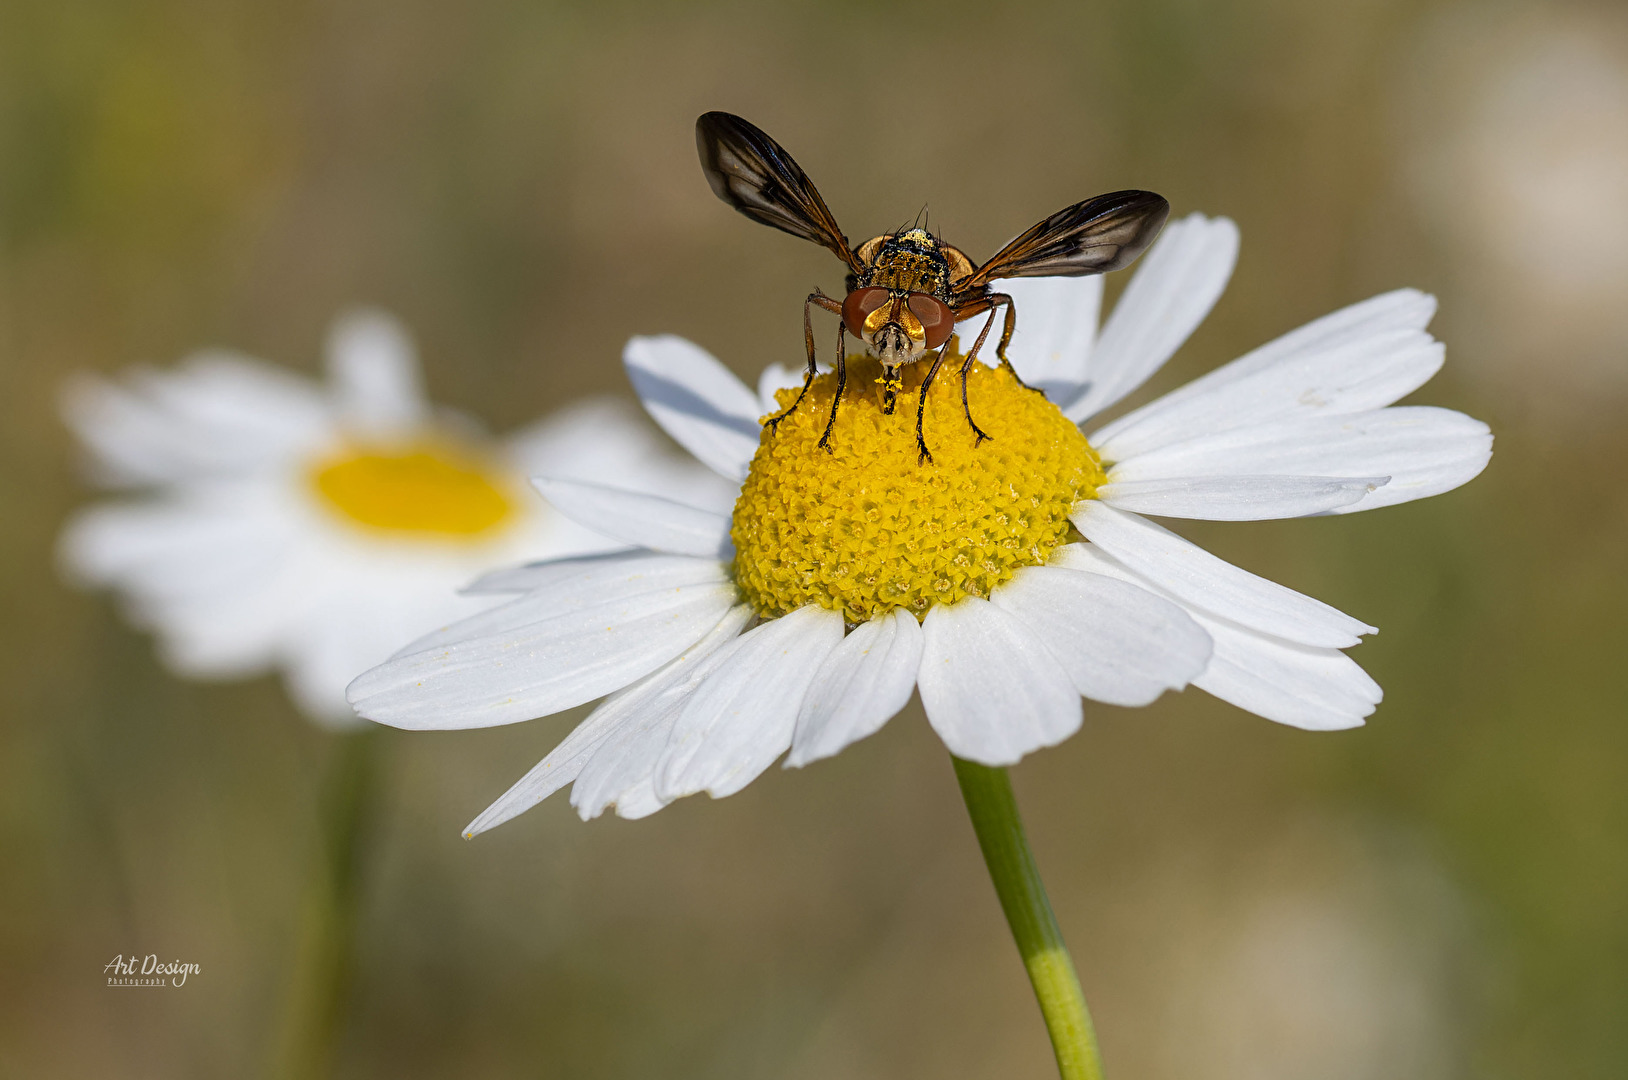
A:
62,309,729,727
348,215,1491,829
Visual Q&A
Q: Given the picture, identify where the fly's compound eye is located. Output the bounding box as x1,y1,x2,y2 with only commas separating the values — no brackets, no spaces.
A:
842,287,892,339
908,293,956,349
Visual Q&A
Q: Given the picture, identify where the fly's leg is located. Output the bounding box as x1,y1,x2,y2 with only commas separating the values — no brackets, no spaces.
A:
817,340,847,453
766,289,843,433
958,304,1000,446
985,292,1041,394
914,341,955,465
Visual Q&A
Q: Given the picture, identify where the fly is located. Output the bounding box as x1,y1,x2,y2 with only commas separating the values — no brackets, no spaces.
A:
696,111,1169,463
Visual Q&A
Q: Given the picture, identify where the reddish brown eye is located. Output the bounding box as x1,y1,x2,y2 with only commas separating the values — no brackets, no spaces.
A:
908,293,955,349
842,287,891,338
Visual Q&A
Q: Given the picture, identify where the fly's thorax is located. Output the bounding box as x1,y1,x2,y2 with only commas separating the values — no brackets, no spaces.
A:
855,229,954,297
867,250,949,295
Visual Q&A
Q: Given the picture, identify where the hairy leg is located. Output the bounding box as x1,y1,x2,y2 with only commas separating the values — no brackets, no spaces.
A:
914,341,955,465
766,289,843,432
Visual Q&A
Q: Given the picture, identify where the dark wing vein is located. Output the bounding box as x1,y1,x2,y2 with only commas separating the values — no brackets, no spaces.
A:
957,190,1169,290
696,112,858,272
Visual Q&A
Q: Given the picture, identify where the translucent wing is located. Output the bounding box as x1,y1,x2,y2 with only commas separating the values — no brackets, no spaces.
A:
696,112,859,272
957,190,1169,291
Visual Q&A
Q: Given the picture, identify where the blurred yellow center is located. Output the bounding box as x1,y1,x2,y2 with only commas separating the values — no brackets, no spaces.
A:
731,352,1103,622
309,439,516,538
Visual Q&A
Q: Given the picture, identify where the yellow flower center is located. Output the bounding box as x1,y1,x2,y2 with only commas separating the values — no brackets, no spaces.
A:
731,352,1104,622
308,437,518,539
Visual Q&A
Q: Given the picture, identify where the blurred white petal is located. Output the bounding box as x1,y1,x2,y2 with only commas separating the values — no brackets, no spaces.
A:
326,309,426,437
62,357,328,486
506,396,740,514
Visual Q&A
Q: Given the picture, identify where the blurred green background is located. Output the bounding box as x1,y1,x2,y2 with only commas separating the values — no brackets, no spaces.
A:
3,0,1626,1076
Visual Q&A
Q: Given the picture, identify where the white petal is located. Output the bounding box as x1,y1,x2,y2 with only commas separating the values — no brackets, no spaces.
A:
786,608,924,768
569,606,757,820
326,309,425,436
281,569,500,730
601,780,666,820
60,495,282,594
531,477,731,558
402,553,727,655
505,396,741,515
459,555,612,596
1050,544,1379,730
1097,475,1387,520
656,605,844,800
757,362,808,415
1065,214,1239,423
1070,501,1374,647
984,275,1101,395
624,335,763,481
1106,408,1491,517
1092,289,1443,461
1321,412,1491,514
58,494,303,676
917,596,1082,766
467,605,753,835
347,554,735,729
504,396,648,477
1194,615,1380,730
990,564,1211,707
62,358,329,485
281,598,410,727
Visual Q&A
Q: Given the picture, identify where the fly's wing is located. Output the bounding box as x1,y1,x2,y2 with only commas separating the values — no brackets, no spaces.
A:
956,190,1169,291
696,112,860,273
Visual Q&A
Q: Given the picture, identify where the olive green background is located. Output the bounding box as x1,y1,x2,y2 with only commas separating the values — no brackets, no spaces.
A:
3,1,1625,1077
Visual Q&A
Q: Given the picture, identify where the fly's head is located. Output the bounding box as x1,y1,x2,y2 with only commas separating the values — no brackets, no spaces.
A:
846,230,958,373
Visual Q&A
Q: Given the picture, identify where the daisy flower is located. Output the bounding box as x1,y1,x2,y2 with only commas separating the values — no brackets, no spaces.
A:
61,309,731,727
348,214,1492,830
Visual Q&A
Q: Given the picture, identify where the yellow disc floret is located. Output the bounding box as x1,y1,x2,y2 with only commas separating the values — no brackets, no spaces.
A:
309,438,517,538
731,351,1104,622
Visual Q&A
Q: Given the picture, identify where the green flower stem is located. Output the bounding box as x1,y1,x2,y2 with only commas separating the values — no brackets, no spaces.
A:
274,726,384,1080
951,755,1104,1080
